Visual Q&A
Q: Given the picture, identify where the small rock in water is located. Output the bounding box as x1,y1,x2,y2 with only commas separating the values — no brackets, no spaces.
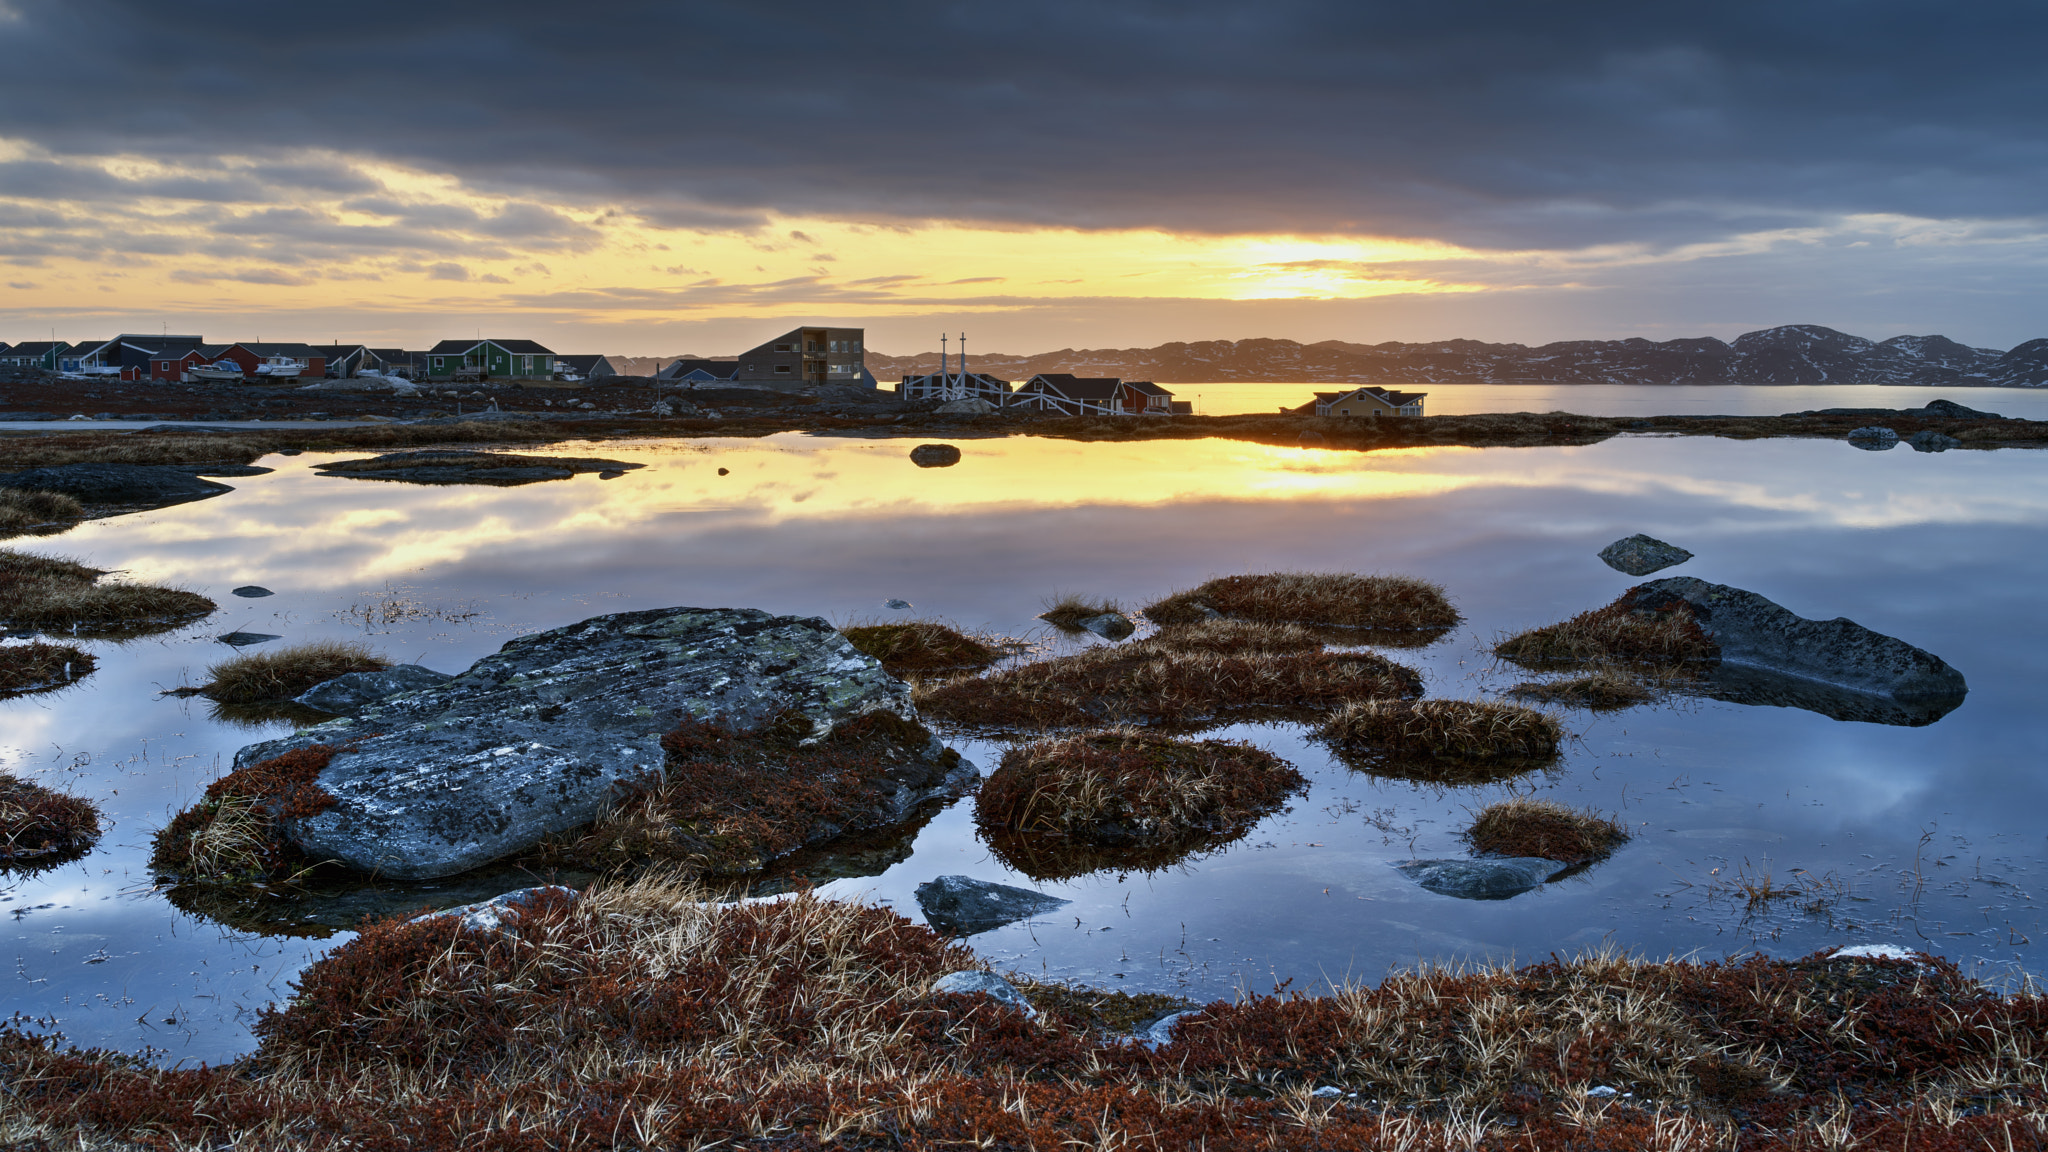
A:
1907,430,1962,453
217,631,283,647
1831,943,1922,964
294,664,455,716
1846,426,1898,450
1077,612,1136,640
231,586,274,598
884,598,913,611
597,469,625,479
716,467,729,476
916,875,1070,936
411,885,577,935
1597,533,1692,577
910,443,962,468
930,970,1037,1018
1394,857,1570,900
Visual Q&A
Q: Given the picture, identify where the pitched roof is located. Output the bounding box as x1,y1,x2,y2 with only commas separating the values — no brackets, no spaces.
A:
557,354,614,372
228,342,324,357
1023,373,1125,398
311,344,368,358
427,339,479,355
7,341,67,355
488,338,554,355
658,358,739,379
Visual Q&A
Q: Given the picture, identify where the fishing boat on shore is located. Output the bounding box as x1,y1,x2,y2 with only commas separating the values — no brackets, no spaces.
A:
185,360,245,383
253,355,303,380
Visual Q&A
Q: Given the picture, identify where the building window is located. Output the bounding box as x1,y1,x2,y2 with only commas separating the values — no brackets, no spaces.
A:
774,343,793,352
775,365,792,374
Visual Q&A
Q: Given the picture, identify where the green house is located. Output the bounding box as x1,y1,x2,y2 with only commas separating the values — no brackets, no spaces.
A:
424,338,558,381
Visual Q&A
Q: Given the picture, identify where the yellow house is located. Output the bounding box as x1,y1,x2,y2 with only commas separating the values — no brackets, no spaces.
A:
1300,386,1426,417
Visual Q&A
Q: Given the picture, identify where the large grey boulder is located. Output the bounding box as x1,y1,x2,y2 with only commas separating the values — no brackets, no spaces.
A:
1846,426,1898,450
234,607,960,880
1597,534,1693,576
0,462,231,505
1395,857,1570,900
1623,577,1966,704
1921,399,2001,420
294,664,455,716
916,875,1071,936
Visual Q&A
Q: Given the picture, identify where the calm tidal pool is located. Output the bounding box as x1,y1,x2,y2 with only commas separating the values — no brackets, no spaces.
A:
3,429,2044,1064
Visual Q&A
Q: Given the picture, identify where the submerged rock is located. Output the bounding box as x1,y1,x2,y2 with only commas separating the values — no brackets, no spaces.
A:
1846,426,1898,449
233,606,943,880
915,874,1070,936
1622,577,1966,705
1908,430,1962,453
910,443,962,468
410,885,577,934
217,632,281,647
0,463,231,505
1395,857,1570,900
231,586,274,598
931,970,1037,1017
1690,662,1963,726
294,664,454,716
1597,534,1693,577
1077,611,1136,640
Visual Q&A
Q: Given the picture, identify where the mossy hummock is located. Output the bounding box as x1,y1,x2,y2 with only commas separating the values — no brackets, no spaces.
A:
0,773,101,864
839,620,1004,673
1465,797,1631,864
0,640,96,697
1495,589,1718,667
0,548,215,636
201,641,390,704
1320,698,1563,779
1143,572,1460,643
150,746,342,885
3,879,2047,1150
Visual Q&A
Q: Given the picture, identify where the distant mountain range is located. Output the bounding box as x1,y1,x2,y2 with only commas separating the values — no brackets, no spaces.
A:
857,325,2048,387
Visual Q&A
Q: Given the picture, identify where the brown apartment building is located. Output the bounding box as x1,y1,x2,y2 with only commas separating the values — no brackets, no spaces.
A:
735,326,865,388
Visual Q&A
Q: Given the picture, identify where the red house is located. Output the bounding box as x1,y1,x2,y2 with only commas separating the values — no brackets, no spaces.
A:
151,345,220,381
216,342,325,381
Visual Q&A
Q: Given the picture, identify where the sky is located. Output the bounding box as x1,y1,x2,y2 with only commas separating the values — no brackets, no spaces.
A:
0,0,2044,356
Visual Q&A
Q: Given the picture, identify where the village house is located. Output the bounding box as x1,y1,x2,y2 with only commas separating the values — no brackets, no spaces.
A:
6,341,69,371
1295,386,1427,418
213,342,326,381
425,339,556,381
655,358,741,384
313,344,370,378
555,354,620,382
1010,373,1180,416
150,345,226,381
734,327,866,388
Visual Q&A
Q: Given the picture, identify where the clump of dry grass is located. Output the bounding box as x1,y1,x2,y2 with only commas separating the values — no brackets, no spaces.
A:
150,746,342,885
1143,572,1461,638
0,488,84,536
1495,590,1718,667
1508,666,1658,710
1465,797,1630,864
201,640,389,704
1147,617,1324,656
0,548,215,636
1037,593,1124,630
840,620,1004,672
0,773,100,864
0,640,96,697
979,730,1304,841
2,878,2044,1150
976,730,1305,881
0,433,273,469
916,633,1421,732
1320,698,1563,771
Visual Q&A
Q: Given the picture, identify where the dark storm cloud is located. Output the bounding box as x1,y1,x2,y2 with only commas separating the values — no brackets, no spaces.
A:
0,0,2044,253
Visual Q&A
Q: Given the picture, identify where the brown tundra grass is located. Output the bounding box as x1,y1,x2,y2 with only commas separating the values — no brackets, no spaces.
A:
1143,571,1461,636
0,548,216,636
915,630,1421,732
150,745,342,885
1321,698,1563,764
202,640,389,703
0,488,84,536
0,640,96,697
977,729,1305,842
839,619,1004,672
6,879,2048,1150
0,773,100,863
1466,797,1631,864
1037,593,1125,630
1495,590,1718,667
1508,665,1659,709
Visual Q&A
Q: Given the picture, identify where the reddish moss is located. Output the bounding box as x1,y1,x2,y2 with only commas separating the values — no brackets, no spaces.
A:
148,746,340,882
1496,589,1718,667
0,640,96,697
0,773,100,864
529,709,962,875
